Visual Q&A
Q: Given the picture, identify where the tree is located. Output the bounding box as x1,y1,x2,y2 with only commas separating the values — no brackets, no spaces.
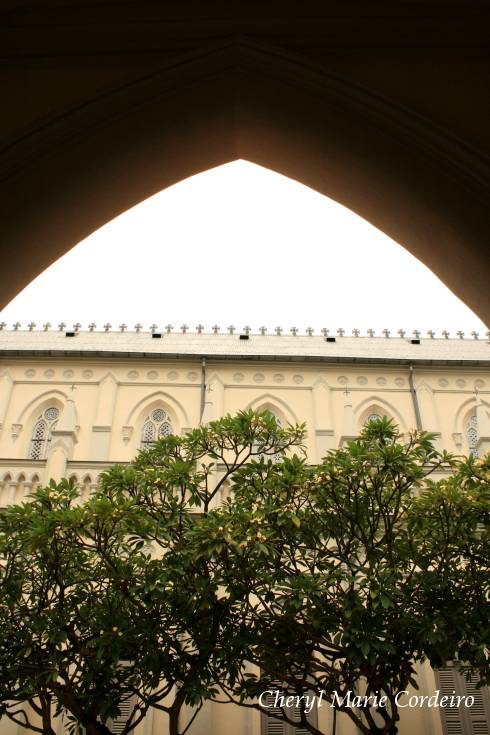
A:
0,411,305,735
0,413,488,735
194,418,490,735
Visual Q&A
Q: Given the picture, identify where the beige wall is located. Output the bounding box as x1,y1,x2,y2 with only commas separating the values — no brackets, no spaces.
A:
0,354,489,735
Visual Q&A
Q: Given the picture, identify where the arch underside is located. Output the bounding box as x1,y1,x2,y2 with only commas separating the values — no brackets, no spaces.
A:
1,41,489,325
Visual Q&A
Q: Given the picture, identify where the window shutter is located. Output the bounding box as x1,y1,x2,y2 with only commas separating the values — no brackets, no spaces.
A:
262,689,287,735
261,685,318,735
107,695,137,735
437,664,490,735
438,667,465,735
464,671,490,735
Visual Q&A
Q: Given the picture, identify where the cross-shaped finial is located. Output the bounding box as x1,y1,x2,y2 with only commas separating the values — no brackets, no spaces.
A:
306,327,314,336
413,329,421,339
196,324,204,334
343,386,351,398
134,323,142,333
70,384,77,393
259,326,267,335
397,329,405,338
212,325,220,334
367,329,375,337
291,327,299,336
243,325,251,335
320,328,328,337
13,322,22,330
337,328,345,337
0,322,6,330
165,324,173,333
27,322,36,331
149,324,158,334
227,325,235,334
181,324,189,334
275,326,283,336
471,331,479,339
104,323,112,332
57,322,66,332
456,330,464,339
43,322,51,331
442,330,450,339
73,323,81,333
119,324,127,332
427,330,435,339
88,323,97,332
382,329,390,338
352,328,360,337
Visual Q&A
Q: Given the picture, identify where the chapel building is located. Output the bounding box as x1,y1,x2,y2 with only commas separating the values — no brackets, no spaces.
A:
0,325,489,735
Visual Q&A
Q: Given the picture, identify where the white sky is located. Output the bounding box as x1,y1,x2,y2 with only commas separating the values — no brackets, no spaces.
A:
1,160,486,336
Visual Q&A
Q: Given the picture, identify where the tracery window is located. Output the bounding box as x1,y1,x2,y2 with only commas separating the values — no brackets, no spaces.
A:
29,406,60,459
140,408,173,449
466,414,478,457
365,412,382,424
254,412,283,463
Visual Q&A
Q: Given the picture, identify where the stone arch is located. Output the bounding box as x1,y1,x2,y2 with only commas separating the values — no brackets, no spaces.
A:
0,473,12,507
245,393,298,426
15,473,26,504
453,396,490,455
125,391,189,431
31,473,41,490
17,390,68,426
1,41,488,328
19,393,68,459
355,395,407,432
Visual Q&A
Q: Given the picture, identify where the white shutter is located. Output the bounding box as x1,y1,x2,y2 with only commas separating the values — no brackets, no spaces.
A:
262,689,287,735
464,672,490,735
437,665,490,735
107,695,137,735
438,667,465,735
261,685,318,735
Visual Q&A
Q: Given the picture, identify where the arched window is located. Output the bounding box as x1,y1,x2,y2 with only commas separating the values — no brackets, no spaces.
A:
365,412,382,424
29,406,60,459
466,414,478,457
140,408,173,449
254,411,283,463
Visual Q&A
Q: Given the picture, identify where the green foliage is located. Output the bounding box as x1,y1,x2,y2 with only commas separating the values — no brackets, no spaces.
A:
0,412,488,735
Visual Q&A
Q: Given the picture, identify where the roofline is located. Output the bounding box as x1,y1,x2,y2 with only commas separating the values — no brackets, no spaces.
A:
1,349,489,368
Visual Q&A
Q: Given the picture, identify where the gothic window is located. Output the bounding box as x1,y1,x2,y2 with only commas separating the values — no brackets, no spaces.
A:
140,408,173,449
466,414,478,457
254,412,283,463
366,412,382,424
29,406,60,459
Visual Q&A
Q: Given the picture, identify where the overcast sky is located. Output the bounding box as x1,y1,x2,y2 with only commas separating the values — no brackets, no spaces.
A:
1,161,486,336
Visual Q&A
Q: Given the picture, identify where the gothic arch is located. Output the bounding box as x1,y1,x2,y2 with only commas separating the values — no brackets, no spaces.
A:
1,40,489,327
16,390,67,427
245,394,298,425
125,391,189,431
0,473,12,507
355,395,407,432
18,392,69,457
453,396,490,435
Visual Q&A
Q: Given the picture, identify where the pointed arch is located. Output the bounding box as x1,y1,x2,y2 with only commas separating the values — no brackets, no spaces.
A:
31,473,41,489
244,394,298,425
125,391,189,431
0,473,12,507
454,396,490,457
355,395,407,432
16,390,68,426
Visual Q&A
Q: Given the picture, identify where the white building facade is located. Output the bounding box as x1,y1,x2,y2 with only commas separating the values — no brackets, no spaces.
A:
0,326,489,735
